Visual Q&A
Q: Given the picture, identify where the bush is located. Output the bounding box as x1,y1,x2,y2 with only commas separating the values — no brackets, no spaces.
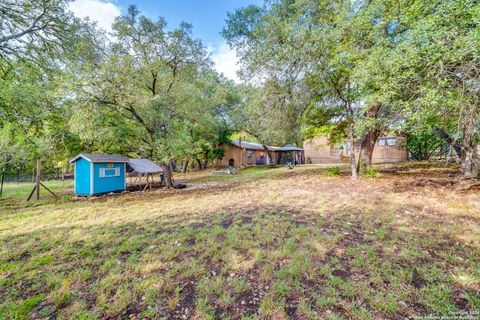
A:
362,167,382,178
324,166,340,176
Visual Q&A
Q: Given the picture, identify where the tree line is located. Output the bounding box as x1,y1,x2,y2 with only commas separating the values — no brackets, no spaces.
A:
1,0,479,187
1,1,241,187
224,0,479,178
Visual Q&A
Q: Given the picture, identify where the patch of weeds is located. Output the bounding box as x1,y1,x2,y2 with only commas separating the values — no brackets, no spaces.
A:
233,277,250,294
362,167,382,178
0,294,45,319
167,286,182,311
259,295,276,318
298,297,317,319
218,292,234,309
195,297,215,319
139,308,158,319
419,284,456,314
324,166,340,177
272,279,291,298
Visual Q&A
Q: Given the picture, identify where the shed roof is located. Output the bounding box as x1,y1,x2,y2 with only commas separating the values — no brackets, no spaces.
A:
229,140,303,152
126,159,163,174
69,153,129,163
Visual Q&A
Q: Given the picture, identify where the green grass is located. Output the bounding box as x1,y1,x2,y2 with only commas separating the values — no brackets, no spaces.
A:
0,164,479,319
0,180,73,198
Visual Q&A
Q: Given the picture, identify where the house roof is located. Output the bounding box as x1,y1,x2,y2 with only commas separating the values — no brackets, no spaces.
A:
230,140,276,151
229,140,303,152
126,159,163,174
69,154,129,163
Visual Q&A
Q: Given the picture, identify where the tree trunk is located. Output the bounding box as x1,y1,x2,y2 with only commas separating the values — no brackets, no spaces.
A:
203,150,209,170
161,162,174,188
182,160,189,173
435,127,462,158
196,159,202,170
169,161,176,172
463,149,474,178
349,124,358,180
357,102,382,173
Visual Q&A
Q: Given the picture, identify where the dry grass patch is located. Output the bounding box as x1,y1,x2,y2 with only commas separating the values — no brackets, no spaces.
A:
0,163,479,319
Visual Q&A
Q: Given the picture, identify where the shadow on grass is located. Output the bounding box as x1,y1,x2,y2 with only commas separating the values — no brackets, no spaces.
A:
1,201,479,319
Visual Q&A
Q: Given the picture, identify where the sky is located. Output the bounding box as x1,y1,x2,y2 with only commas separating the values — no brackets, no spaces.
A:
69,0,264,82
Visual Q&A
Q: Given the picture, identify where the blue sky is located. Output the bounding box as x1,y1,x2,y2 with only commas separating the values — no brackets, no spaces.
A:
69,0,264,82
115,0,262,44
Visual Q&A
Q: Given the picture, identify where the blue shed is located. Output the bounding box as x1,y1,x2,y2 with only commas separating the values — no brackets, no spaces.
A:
69,154,129,196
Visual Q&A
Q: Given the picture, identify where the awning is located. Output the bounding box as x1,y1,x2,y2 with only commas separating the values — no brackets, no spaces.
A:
127,159,163,174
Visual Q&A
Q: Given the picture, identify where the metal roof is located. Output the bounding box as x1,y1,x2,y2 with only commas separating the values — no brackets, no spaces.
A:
127,159,163,174
276,144,304,152
69,154,129,163
229,140,303,152
230,140,277,151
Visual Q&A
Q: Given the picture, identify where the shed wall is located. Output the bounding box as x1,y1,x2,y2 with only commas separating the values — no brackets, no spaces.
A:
92,162,126,194
75,158,91,195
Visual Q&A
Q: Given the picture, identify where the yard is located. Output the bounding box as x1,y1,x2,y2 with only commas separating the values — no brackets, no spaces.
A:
0,163,479,319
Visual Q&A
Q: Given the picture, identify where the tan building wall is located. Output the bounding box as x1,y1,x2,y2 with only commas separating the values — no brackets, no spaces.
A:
304,136,408,165
303,136,344,164
218,144,278,167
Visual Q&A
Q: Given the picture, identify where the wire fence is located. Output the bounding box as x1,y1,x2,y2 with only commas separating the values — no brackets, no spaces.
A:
2,173,74,184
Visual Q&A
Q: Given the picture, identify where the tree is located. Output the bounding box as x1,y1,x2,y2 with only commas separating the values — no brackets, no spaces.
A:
72,6,234,187
224,0,362,178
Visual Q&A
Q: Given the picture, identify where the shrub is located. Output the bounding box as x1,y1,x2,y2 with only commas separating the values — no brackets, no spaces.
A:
362,167,382,178
324,166,340,177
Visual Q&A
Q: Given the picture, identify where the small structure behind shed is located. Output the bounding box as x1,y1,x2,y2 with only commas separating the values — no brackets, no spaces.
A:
70,154,128,196
126,158,164,191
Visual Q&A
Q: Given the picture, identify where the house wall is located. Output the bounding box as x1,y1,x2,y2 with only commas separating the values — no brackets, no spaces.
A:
219,144,279,167
75,158,91,196
371,136,408,163
92,162,126,194
303,137,344,164
303,136,408,164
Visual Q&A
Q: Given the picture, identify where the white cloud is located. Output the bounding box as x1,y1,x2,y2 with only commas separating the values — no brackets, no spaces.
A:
69,0,121,34
209,41,241,83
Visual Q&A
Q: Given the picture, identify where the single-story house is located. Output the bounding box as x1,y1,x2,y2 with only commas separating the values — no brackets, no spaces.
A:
218,140,304,167
303,135,408,164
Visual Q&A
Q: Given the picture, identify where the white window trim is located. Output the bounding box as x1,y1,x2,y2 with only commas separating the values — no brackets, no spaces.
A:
386,137,397,146
99,167,120,178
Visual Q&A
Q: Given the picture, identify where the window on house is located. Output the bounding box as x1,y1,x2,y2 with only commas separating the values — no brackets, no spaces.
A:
378,138,386,146
387,137,397,146
100,167,120,178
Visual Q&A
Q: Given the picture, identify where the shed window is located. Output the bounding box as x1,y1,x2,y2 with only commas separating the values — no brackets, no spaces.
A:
100,167,120,178
378,138,386,146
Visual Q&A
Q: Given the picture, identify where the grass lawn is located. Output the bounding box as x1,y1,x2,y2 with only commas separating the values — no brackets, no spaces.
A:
0,180,73,198
0,163,479,319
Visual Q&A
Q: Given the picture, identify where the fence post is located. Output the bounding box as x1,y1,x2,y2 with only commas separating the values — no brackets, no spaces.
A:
0,168,5,197
35,159,40,200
